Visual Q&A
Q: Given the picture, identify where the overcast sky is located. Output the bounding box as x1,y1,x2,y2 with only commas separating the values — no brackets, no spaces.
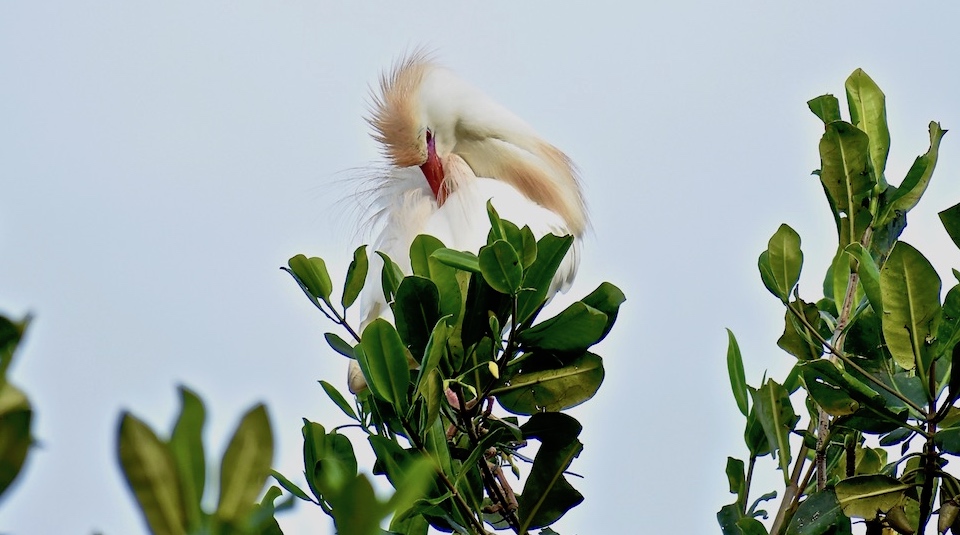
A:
3,2,960,534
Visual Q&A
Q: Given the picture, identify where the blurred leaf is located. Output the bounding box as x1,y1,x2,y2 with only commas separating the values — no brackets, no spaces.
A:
430,249,480,274
359,319,413,413
117,412,186,535
288,255,333,305
496,353,603,415
342,245,368,309
319,380,359,422
784,488,851,535
726,329,749,417
479,240,523,295
580,282,626,343
878,122,946,225
808,94,842,125
327,474,384,535
168,386,205,531
0,314,28,377
751,380,797,482
845,69,889,186
939,201,960,251
324,332,355,359
517,302,607,355
835,474,909,520
0,382,31,499
385,457,435,522
516,234,574,325
217,404,273,523
880,241,940,381
302,421,358,502
394,276,441,360
767,224,803,302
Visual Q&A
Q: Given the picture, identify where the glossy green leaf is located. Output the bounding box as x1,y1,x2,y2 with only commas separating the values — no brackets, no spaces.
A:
744,402,771,458
777,301,823,360
835,474,909,520
517,420,583,533
751,380,797,482
479,240,523,295
935,408,960,454
878,122,946,225
410,234,445,277
767,224,803,302
757,251,782,301
726,329,749,417
517,302,607,354
324,332,355,359
319,380,359,422
430,248,480,274
880,241,941,379
845,69,889,185
377,251,405,306
168,386,205,531
844,243,882,313
580,282,626,342
495,353,604,415
0,382,31,498
394,276,441,360
784,488,851,535
818,121,873,246
412,235,464,322
937,285,960,361
288,254,333,305
217,404,273,523
725,457,746,512
486,200,507,242
808,94,842,125
516,234,574,325
117,412,186,535
359,319,413,412
342,245,368,309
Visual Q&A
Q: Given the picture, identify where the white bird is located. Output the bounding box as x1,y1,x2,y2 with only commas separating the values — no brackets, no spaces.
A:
349,52,588,393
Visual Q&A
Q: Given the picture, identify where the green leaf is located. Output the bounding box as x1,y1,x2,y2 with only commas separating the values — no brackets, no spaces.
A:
288,254,334,305
327,474,385,535
517,415,584,532
319,380,359,422
342,245,368,309
844,243,882,313
935,408,960,454
726,330,749,417
835,474,910,520
516,234,574,325
725,457,746,512
410,235,445,277
517,302,608,355
479,240,523,295
845,69,889,185
0,314,28,377
777,301,824,361
880,241,941,382
751,380,797,483
0,382,31,499
495,353,604,415
359,319,413,413
784,488,851,535
377,251,405,306
430,248,481,274
818,121,873,246
941,201,960,251
580,282,626,343
217,404,273,523
117,412,186,535
269,469,313,502
168,386,205,531
808,94,842,125
757,251,781,301
394,276,441,360
302,421,357,501
766,224,803,302
486,200,507,243
878,122,946,225
324,332,355,359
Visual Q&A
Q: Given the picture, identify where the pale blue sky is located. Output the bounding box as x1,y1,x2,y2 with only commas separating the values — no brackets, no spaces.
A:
3,2,960,534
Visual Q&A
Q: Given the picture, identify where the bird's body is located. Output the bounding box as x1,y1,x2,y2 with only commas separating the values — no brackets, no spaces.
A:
350,53,587,392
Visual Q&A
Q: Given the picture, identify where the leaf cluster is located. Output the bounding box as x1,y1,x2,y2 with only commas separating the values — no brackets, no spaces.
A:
281,202,624,535
722,69,960,535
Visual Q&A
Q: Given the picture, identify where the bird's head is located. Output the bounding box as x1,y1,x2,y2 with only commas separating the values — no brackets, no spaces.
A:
367,52,587,235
